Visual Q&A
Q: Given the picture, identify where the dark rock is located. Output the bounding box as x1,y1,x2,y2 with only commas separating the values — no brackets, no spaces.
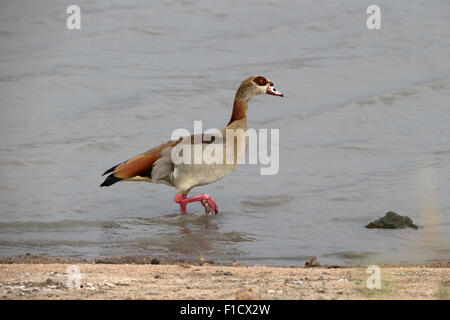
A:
366,211,418,230
151,258,160,265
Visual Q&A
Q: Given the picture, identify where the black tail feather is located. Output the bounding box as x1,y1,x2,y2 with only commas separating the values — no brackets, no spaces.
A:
102,164,118,176
100,174,122,187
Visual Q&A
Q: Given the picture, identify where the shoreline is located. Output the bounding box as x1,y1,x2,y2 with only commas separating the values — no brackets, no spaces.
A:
0,255,448,299
1,253,448,268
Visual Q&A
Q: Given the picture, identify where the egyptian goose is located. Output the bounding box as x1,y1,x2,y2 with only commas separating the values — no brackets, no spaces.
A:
100,75,283,214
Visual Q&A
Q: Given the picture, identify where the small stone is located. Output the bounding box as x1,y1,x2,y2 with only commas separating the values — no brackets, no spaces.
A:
235,288,261,300
199,253,213,266
45,278,58,286
305,256,321,268
179,262,191,268
151,258,160,265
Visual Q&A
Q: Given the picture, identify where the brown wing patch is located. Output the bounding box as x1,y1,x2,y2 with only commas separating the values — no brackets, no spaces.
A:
113,139,181,179
253,76,268,86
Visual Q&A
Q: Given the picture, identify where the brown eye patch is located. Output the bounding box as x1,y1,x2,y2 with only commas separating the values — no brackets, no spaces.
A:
253,76,268,86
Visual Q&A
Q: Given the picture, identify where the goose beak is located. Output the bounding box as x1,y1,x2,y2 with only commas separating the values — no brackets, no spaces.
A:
266,85,284,97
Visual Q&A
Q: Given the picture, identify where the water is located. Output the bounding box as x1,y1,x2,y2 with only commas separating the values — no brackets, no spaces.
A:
0,0,449,266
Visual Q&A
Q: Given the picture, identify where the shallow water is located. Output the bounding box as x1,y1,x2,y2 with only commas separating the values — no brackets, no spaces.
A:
0,0,449,265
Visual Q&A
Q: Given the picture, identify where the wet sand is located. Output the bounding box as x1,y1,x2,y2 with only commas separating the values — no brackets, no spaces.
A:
0,257,448,300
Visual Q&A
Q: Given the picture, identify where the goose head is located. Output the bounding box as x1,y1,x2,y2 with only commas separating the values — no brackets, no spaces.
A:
235,75,284,101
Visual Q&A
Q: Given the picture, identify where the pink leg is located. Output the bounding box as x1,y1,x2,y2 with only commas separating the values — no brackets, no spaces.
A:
174,194,187,214
174,193,219,214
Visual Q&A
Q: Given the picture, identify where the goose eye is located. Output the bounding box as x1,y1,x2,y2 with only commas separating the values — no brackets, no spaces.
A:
253,76,268,86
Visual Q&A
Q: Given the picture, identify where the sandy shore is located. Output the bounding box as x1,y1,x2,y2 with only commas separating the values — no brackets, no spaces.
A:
0,261,449,300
